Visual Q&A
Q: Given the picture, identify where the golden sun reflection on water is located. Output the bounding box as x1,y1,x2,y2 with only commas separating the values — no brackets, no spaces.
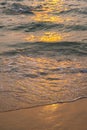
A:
34,12,64,23
24,0,71,43
40,32,62,42
25,32,63,43
41,0,67,13
13,55,85,91
33,0,69,23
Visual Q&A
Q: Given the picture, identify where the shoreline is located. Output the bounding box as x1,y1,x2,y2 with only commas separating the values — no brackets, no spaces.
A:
0,98,87,130
0,97,87,113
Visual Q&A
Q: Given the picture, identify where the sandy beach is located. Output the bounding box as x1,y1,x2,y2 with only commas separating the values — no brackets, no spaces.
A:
0,98,87,130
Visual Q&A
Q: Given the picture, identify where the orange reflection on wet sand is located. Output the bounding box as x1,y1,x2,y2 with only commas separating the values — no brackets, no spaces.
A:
40,103,62,124
43,104,59,112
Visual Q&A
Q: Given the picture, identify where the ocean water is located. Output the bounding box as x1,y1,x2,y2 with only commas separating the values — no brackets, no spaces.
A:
0,0,87,112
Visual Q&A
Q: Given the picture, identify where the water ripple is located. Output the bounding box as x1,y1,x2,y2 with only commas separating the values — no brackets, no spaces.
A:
1,41,87,57
2,3,34,15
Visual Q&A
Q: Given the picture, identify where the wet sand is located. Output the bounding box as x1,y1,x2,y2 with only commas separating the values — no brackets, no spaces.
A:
0,98,87,130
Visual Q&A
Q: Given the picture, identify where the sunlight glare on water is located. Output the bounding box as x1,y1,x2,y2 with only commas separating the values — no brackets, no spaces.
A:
25,32,63,42
0,0,87,112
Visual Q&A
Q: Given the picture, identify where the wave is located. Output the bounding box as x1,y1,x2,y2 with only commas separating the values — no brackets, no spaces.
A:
65,24,87,31
2,3,34,15
0,97,87,113
59,7,87,15
1,1,87,16
9,22,64,31
0,41,87,57
4,20,87,32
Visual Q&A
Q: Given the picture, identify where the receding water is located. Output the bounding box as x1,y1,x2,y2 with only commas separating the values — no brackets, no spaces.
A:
0,0,87,112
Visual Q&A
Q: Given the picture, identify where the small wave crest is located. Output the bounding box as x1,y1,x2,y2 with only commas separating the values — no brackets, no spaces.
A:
2,3,34,15
0,41,87,57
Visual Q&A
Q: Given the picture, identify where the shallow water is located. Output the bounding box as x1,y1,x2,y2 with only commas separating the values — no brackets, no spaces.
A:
0,0,87,112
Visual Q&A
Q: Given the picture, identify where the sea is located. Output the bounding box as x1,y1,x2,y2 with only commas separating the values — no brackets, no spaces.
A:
0,0,87,112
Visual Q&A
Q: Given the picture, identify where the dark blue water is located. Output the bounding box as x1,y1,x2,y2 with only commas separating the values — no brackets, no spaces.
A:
0,0,87,112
